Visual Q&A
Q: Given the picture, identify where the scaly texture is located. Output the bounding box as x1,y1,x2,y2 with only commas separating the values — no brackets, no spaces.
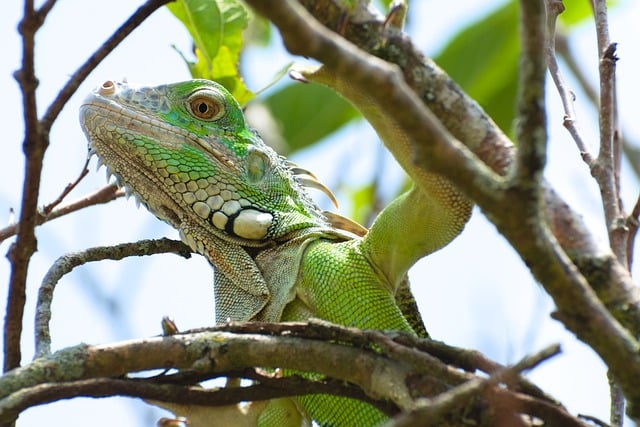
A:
80,79,471,426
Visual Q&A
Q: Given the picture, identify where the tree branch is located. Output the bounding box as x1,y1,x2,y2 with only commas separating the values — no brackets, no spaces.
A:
544,0,595,165
283,0,640,343
242,0,640,417
387,344,562,427
35,239,192,357
4,0,173,376
39,0,173,132
0,322,587,426
1,328,415,424
0,373,397,423
0,185,124,244
5,0,41,374
513,0,547,186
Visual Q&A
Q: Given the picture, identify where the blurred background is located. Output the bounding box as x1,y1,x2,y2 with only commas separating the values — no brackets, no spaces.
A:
1,0,639,425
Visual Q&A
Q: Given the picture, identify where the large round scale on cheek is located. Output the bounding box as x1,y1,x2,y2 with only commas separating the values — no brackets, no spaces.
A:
231,209,273,240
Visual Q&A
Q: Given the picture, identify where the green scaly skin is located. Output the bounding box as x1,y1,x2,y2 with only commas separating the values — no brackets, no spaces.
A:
80,79,471,426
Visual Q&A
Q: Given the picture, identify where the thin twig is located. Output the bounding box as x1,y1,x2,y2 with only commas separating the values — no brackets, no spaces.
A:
555,33,599,105
0,185,124,244
590,1,626,424
39,0,173,132
41,156,91,215
35,0,57,22
555,12,640,273
590,1,625,264
593,42,624,262
34,238,192,357
556,33,640,181
544,0,594,164
385,344,562,427
626,194,640,270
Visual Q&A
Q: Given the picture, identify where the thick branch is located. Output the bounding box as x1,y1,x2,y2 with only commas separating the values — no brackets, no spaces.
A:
513,0,547,185
0,330,415,423
276,0,640,340
4,0,173,375
0,323,587,426
243,0,640,416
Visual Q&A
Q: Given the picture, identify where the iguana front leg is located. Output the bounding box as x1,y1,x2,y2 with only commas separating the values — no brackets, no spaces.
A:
300,66,472,292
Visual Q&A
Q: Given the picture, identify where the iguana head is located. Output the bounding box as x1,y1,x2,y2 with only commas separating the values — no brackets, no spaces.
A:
80,79,334,247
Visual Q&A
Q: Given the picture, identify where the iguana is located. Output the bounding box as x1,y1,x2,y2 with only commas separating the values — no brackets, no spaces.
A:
79,77,471,426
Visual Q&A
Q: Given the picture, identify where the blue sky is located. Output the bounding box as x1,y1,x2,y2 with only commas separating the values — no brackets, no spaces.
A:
1,0,639,425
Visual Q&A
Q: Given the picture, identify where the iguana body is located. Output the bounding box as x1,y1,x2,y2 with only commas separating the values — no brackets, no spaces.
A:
80,79,471,426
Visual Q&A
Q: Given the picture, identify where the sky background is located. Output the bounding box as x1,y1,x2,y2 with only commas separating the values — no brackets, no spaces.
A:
1,0,640,426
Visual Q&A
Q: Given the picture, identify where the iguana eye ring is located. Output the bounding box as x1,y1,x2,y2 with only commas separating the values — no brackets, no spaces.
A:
187,92,225,121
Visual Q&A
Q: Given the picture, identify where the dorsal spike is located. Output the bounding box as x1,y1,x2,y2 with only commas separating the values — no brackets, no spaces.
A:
290,166,318,180
296,176,339,209
323,211,368,237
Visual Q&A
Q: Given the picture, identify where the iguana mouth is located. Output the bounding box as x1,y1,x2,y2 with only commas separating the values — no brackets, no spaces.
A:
84,128,184,231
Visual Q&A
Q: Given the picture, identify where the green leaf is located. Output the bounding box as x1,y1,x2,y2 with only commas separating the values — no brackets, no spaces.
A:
167,0,254,104
557,0,592,26
167,0,224,64
348,183,376,226
558,0,619,26
434,0,519,137
262,82,360,153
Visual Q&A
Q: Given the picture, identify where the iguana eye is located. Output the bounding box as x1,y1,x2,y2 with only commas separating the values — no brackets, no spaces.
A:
187,92,225,121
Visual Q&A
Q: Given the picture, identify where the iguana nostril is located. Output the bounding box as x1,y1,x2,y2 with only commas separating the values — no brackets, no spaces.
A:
99,80,116,96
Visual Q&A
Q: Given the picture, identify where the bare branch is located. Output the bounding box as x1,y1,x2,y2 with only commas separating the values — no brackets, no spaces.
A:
0,323,588,426
35,0,57,22
242,0,640,416
35,239,192,357
4,0,171,373
593,43,624,260
39,0,173,132
41,156,91,216
544,1,595,164
6,0,47,373
0,374,396,423
627,194,640,268
555,33,599,105
0,185,124,244
387,344,562,427
513,0,547,185
555,23,640,270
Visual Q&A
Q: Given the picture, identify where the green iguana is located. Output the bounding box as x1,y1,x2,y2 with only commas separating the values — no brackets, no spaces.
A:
80,78,471,426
